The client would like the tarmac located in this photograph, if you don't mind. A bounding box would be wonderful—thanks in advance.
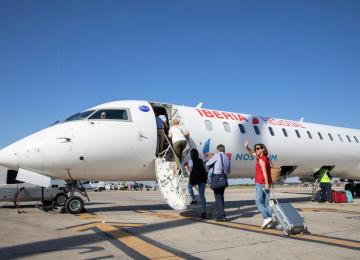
[0,186,359,259]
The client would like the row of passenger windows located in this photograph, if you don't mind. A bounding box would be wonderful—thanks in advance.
[241,124,359,143]
[204,120,359,144]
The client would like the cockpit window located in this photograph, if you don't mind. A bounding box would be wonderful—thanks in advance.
[88,109,129,120]
[64,110,95,122]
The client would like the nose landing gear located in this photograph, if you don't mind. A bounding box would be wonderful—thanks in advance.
[63,179,89,214]
[64,195,84,214]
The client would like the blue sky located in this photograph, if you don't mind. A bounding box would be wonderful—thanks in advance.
[0,0,359,148]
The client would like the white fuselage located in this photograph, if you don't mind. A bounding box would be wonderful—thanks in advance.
[0,100,359,181]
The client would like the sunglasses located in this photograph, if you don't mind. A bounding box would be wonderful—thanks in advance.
[255,147,262,150]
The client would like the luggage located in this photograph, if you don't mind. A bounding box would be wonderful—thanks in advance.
[314,190,322,202]
[332,191,347,203]
[345,190,353,203]
[267,191,307,235]
[270,166,281,183]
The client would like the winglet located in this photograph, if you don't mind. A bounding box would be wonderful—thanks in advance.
[196,102,203,108]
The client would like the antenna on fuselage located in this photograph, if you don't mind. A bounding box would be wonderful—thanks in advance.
[196,102,203,108]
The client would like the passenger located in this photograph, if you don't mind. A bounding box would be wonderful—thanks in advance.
[318,168,332,202]
[244,141,273,229]
[168,118,189,164]
[100,111,107,119]
[185,149,208,219]
[156,113,168,156]
[206,144,230,222]
[204,153,215,184]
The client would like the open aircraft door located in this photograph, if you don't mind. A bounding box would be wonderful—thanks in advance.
[151,103,191,210]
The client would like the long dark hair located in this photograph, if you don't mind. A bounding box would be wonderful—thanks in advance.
[254,143,269,156]
[190,148,199,161]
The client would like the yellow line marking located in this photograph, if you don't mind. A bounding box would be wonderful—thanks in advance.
[300,234,360,248]
[108,223,144,227]
[71,216,183,259]
[95,223,182,259]
[135,210,185,220]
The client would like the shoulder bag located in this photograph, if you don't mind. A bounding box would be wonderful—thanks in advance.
[210,154,228,190]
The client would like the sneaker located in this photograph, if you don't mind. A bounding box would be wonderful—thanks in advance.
[261,218,273,229]
[201,212,207,219]
[190,200,197,205]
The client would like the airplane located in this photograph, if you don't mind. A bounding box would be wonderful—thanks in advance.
[0,100,359,213]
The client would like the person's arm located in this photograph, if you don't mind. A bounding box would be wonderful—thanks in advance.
[183,129,189,136]
[259,159,269,190]
[168,127,173,139]
[244,140,256,156]
[186,159,193,173]
[327,171,332,180]
[205,153,218,168]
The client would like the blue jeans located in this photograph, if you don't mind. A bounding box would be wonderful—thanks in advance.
[188,182,207,213]
[213,186,226,219]
[255,184,272,219]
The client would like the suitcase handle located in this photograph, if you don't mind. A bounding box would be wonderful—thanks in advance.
[263,188,280,205]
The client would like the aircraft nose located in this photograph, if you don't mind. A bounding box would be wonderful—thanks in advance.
[0,147,19,170]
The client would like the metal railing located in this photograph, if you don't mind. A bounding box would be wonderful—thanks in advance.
[158,133,190,194]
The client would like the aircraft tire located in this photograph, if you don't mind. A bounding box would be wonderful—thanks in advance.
[65,196,84,214]
[54,192,68,206]
[354,184,360,197]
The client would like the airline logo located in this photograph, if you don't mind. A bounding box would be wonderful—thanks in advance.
[261,117,305,128]
[235,153,278,161]
[196,109,248,122]
[202,138,232,160]
[196,109,304,128]
[139,105,150,112]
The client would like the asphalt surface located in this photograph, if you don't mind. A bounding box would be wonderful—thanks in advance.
[0,186,359,259]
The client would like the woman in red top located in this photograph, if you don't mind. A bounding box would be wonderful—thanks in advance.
[245,141,273,229]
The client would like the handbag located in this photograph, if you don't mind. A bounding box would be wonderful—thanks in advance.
[210,154,228,190]
[270,166,281,183]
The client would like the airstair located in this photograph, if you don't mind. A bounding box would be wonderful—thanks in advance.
[155,136,191,210]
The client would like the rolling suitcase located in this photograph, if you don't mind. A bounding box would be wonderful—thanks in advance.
[332,191,347,203]
[267,190,307,235]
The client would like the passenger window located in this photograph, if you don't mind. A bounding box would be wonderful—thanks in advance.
[238,124,246,134]
[354,136,359,143]
[295,130,301,138]
[338,134,343,142]
[318,132,323,140]
[89,109,129,120]
[223,122,231,132]
[346,135,351,142]
[253,125,260,135]
[205,120,213,131]
[282,128,288,137]
[307,131,312,139]
[268,127,274,136]
[328,133,333,141]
